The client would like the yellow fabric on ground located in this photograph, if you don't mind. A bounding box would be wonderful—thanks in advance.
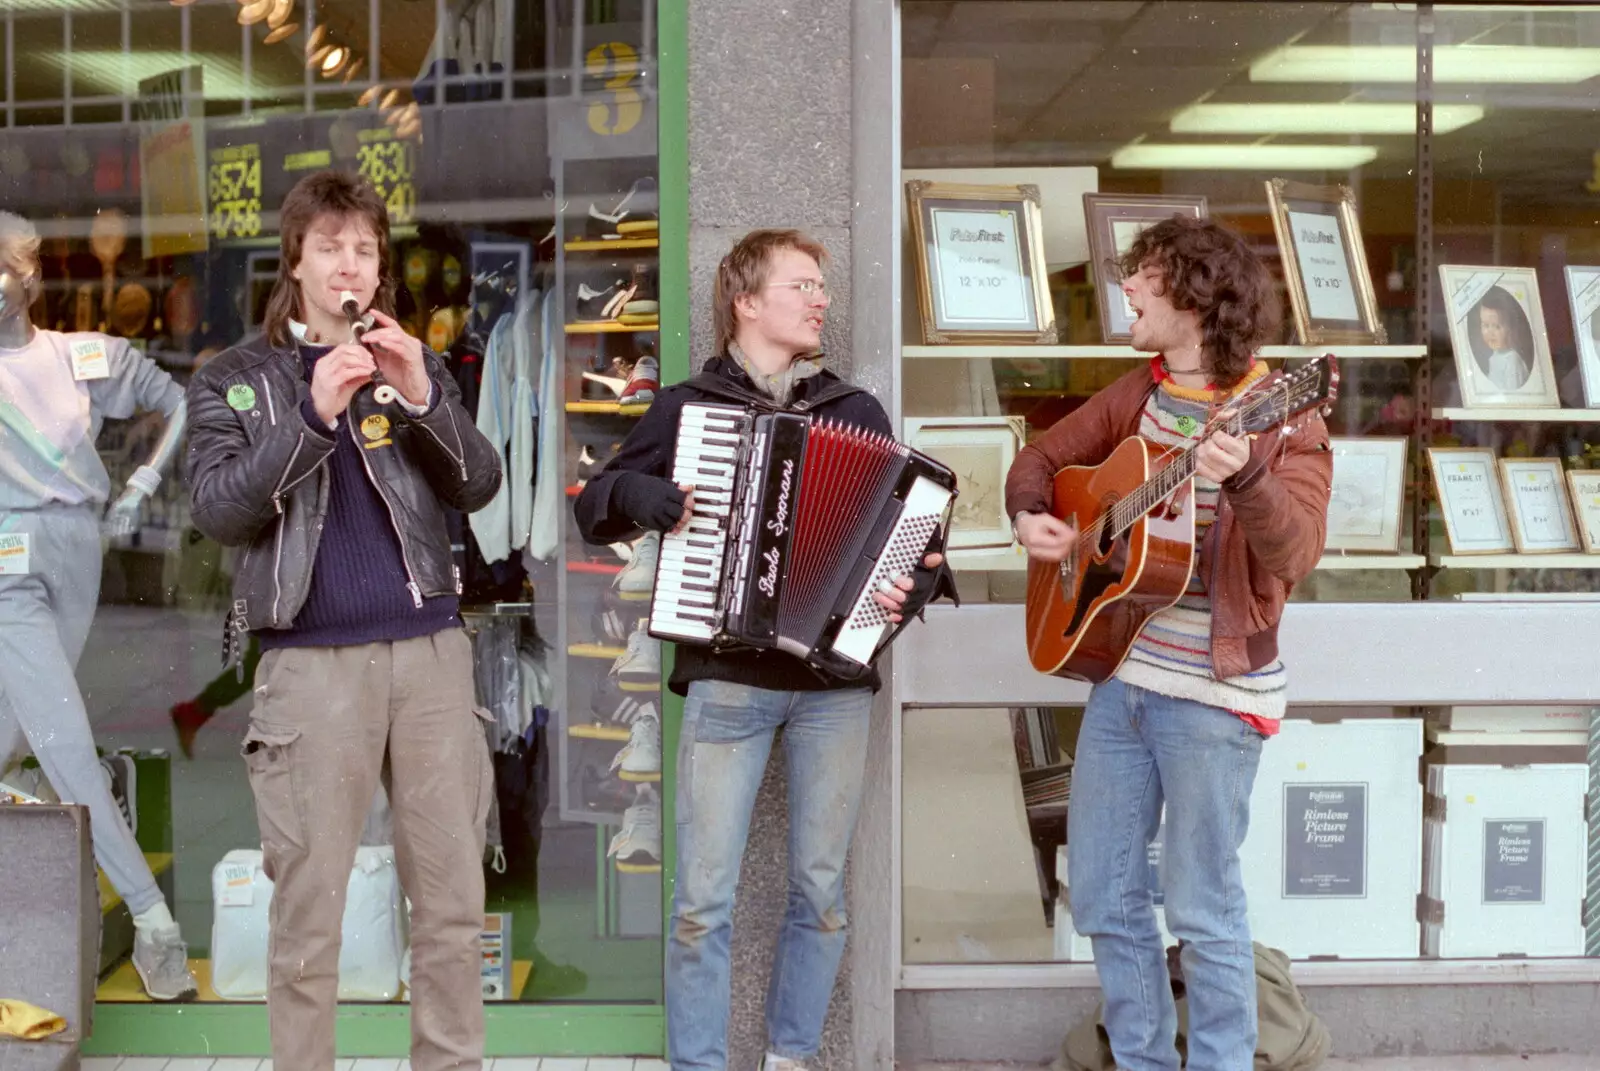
[0,999,66,1040]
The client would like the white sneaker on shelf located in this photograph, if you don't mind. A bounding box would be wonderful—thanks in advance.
[613,530,659,601]
[132,925,199,1002]
[609,708,662,781]
[611,623,661,691]
[607,784,661,867]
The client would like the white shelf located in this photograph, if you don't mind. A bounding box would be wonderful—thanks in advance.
[902,344,1426,361]
[1432,553,1600,569]
[1432,407,1600,422]
[1315,553,1425,571]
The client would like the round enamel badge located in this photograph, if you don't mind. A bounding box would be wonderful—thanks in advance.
[226,384,256,411]
[361,414,391,441]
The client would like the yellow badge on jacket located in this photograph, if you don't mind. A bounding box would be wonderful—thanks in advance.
[361,413,392,449]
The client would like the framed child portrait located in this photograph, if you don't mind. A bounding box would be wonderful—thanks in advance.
[1438,266,1560,409]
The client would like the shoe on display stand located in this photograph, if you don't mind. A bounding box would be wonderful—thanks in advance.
[609,708,662,781]
[592,677,655,726]
[585,177,659,240]
[619,355,659,407]
[591,589,639,647]
[611,623,661,691]
[613,530,659,601]
[132,925,200,1002]
[606,784,661,867]
[575,280,634,322]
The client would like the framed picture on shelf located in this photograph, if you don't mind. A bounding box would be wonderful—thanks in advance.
[1427,447,1515,555]
[1563,266,1600,407]
[1438,266,1560,409]
[1497,459,1580,554]
[1565,471,1600,553]
[1264,180,1387,346]
[905,181,1056,345]
[904,416,1024,551]
[1325,437,1407,553]
[1082,192,1208,344]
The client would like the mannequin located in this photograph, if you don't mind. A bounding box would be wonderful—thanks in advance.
[0,210,198,1001]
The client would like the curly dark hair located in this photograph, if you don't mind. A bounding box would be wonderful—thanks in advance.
[1114,215,1280,388]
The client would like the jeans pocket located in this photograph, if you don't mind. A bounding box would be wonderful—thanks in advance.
[241,722,304,860]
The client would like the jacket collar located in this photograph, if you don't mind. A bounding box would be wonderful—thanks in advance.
[701,352,844,403]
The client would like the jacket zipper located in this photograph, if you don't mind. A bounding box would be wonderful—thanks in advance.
[262,380,277,425]
[351,404,424,607]
[271,431,308,515]
[414,404,470,482]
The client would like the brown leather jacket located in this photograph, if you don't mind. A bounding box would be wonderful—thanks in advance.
[1004,365,1333,680]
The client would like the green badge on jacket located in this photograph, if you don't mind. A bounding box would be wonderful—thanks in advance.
[1175,414,1198,437]
[226,384,257,411]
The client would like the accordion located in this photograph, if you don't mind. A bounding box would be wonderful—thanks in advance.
[648,402,958,675]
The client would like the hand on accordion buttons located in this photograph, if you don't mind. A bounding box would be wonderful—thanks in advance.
[615,473,688,533]
[872,552,945,623]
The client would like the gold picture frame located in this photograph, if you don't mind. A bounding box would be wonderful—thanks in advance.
[905,180,1056,345]
[1564,470,1600,553]
[1499,458,1580,554]
[1427,447,1514,555]
[1082,192,1209,345]
[1264,179,1387,346]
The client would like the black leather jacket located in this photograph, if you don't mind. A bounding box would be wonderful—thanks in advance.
[184,333,502,638]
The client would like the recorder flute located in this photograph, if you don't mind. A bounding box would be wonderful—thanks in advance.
[339,289,396,404]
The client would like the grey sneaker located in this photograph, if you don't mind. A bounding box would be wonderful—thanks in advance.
[133,925,199,1001]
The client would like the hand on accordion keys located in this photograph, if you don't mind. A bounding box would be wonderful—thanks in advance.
[871,552,946,624]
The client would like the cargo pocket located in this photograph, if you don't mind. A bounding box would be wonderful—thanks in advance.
[241,722,304,855]
[471,707,496,849]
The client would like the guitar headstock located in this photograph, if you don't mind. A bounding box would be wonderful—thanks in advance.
[1239,353,1340,433]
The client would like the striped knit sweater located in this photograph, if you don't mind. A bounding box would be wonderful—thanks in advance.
[1113,364,1287,730]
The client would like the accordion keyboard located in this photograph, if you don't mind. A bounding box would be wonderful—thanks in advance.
[649,403,749,642]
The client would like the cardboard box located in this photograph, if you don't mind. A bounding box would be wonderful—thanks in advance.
[1421,763,1589,958]
[1429,705,1595,734]
[1240,719,1424,959]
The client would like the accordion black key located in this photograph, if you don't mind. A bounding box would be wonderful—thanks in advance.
[648,402,958,675]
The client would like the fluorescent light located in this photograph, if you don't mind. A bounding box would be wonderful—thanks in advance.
[40,51,249,101]
[1171,102,1483,136]
[1112,143,1379,171]
[1252,45,1600,85]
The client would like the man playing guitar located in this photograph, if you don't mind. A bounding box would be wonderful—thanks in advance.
[1006,216,1332,1071]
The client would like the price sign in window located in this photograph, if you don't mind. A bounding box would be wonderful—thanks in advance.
[357,127,418,226]
[208,143,262,241]
[906,180,1056,345]
[1266,179,1387,346]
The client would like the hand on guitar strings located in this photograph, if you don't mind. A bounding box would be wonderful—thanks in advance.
[1015,512,1077,563]
[1194,407,1252,484]
[873,553,946,623]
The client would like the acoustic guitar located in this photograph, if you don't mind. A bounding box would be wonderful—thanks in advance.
[1024,355,1339,682]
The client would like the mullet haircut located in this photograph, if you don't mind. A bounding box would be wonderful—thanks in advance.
[262,170,396,346]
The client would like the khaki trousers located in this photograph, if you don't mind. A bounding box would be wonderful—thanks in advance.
[243,629,491,1071]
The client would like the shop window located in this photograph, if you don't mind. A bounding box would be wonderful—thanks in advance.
[0,0,668,1022]
[899,0,1599,969]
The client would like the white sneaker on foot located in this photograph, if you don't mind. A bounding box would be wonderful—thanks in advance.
[762,1054,810,1071]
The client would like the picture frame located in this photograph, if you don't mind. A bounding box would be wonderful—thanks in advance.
[1438,265,1560,409]
[1564,471,1600,553]
[904,415,1024,551]
[1427,448,1515,555]
[1325,437,1408,553]
[1264,179,1388,346]
[1563,267,1600,407]
[905,180,1056,345]
[1497,459,1580,554]
[1082,192,1208,344]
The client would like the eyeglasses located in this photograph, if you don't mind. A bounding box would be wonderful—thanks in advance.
[766,279,827,295]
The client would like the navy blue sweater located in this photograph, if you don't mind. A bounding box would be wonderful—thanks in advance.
[255,344,460,650]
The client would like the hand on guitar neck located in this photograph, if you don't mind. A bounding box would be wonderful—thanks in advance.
[1192,408,1252,484]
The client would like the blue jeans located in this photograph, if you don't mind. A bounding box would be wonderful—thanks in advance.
[666,680,873,1071]
[1066,678,1265,1071]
